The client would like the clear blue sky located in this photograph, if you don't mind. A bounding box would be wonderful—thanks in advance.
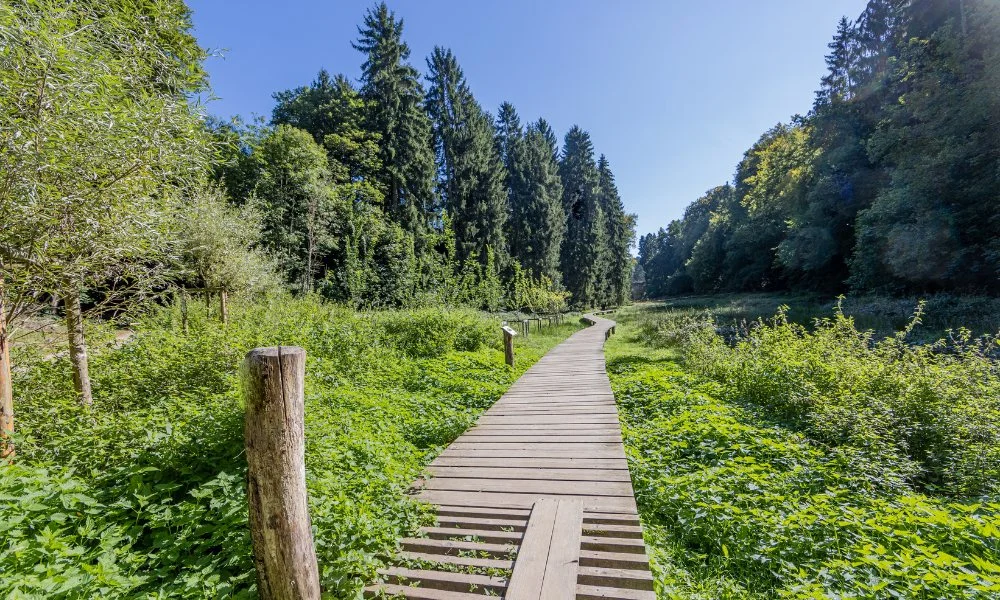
[188,0,868,238]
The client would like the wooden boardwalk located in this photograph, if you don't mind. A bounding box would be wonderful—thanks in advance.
[367,315,654,599]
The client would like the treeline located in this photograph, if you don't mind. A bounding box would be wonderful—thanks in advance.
[638,0,999,298]
[212,4,635,311]
[0,1,634,411]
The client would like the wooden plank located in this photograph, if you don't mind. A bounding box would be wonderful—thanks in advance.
[398,551,513,570]
[400,537,515,558]
[578,550,650,570]
[505,499,559,600]
[419,527,521,544]
[427,467,632,482]
[436,515,527,531]
[539,499,584,599]
[417,490,637,513]
[575,584,656,600]
[456,435,622,443]
[363,583,492,599]
[423,477,634,497]
[430,457,629,469]
[379,567,507,594]
[437,449,625,459]
[577,566,655,591]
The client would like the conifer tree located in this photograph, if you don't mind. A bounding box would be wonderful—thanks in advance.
[597,155,636,306]
[559,127,607,308]
[353,3,436,235]
[507,125,565,283]
[534,118,560,162]
[425,48,508,271]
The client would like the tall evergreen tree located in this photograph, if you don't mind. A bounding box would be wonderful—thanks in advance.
[353,3,436,235]
[534,118,560,162]
[507,125,565,283]
[559,126,607,308]
[425,47,508,270]
[597,155,635,306]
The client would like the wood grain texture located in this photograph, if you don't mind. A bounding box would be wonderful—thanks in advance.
[244,346,320,600]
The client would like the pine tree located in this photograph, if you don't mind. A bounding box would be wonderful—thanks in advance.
[353,3,436,235]
[425,47,508,271]
[559,126,607,308]
[534,118,560,162]
[597,155,635,306]
[494,102,524,174]
[508,125,565,283]
[816,17,857,107]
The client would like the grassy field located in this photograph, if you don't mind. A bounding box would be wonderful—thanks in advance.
[2,296,581,599]
[605,298,1000,599]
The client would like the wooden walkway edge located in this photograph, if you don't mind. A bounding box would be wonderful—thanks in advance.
[367,314,654,599]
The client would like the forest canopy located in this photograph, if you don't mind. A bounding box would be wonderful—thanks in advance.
[638,0,1000,298]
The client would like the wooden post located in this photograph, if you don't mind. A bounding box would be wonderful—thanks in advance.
[522,319,530,338]
[180,289,189,335]
[0,275,13,459]
[243,346,321,600]
[220,289,229,326]
[502,326,518,367]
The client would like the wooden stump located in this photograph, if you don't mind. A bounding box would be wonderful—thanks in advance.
[243,346,320,600]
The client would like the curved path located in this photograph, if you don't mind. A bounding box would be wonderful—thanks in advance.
[368,315,654,599]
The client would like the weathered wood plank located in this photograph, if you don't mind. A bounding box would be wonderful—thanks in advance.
[427,467,632,482]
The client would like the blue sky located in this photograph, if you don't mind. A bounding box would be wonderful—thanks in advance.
[188,0,869,237]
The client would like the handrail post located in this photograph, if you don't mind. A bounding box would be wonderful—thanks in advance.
[243,346,321,600]
[502,325,518,367]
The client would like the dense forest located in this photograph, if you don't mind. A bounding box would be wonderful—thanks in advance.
[210,4,635,311]
[637,0,999,297]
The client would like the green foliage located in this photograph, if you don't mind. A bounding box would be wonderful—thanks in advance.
[639,0,1000,297]
[605,304,1000,599]
[4,296,579,598]
[678,303,1000,497]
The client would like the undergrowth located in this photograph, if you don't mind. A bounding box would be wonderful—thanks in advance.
[606,302,1000,599]
[1,294,579,599]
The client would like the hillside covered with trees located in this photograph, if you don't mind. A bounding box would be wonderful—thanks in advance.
[637,0,999,297]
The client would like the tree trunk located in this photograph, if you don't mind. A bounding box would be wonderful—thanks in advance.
[220,289,228,326]
[65,289,93,406]
[0,276,14,459]
[243,346,320,600]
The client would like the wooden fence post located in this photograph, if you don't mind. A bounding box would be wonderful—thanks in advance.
[502,326,518,367]
[522,319,530,338]
[243,346,321,600]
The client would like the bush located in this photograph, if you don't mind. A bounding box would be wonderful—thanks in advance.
[681,304,1000,497]
[605,311,1000,599]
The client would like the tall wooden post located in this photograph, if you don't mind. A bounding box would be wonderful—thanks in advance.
[243,346,320,600]
[502,326,518,367]
[0,275,14,459]
[180,289,189,335]
[220,290,229,326]
[522,319,530,338]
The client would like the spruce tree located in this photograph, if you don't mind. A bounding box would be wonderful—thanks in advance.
[559,126,607,308]
[535,118,560,162]
[353,3,436,236]
[507,125,565,283]
[597,155,635,306]
[425,47,508,271]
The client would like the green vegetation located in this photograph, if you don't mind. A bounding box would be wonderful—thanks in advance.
[2,296,580,598]
[637,0,1000,297]
[606,302,1000,599]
